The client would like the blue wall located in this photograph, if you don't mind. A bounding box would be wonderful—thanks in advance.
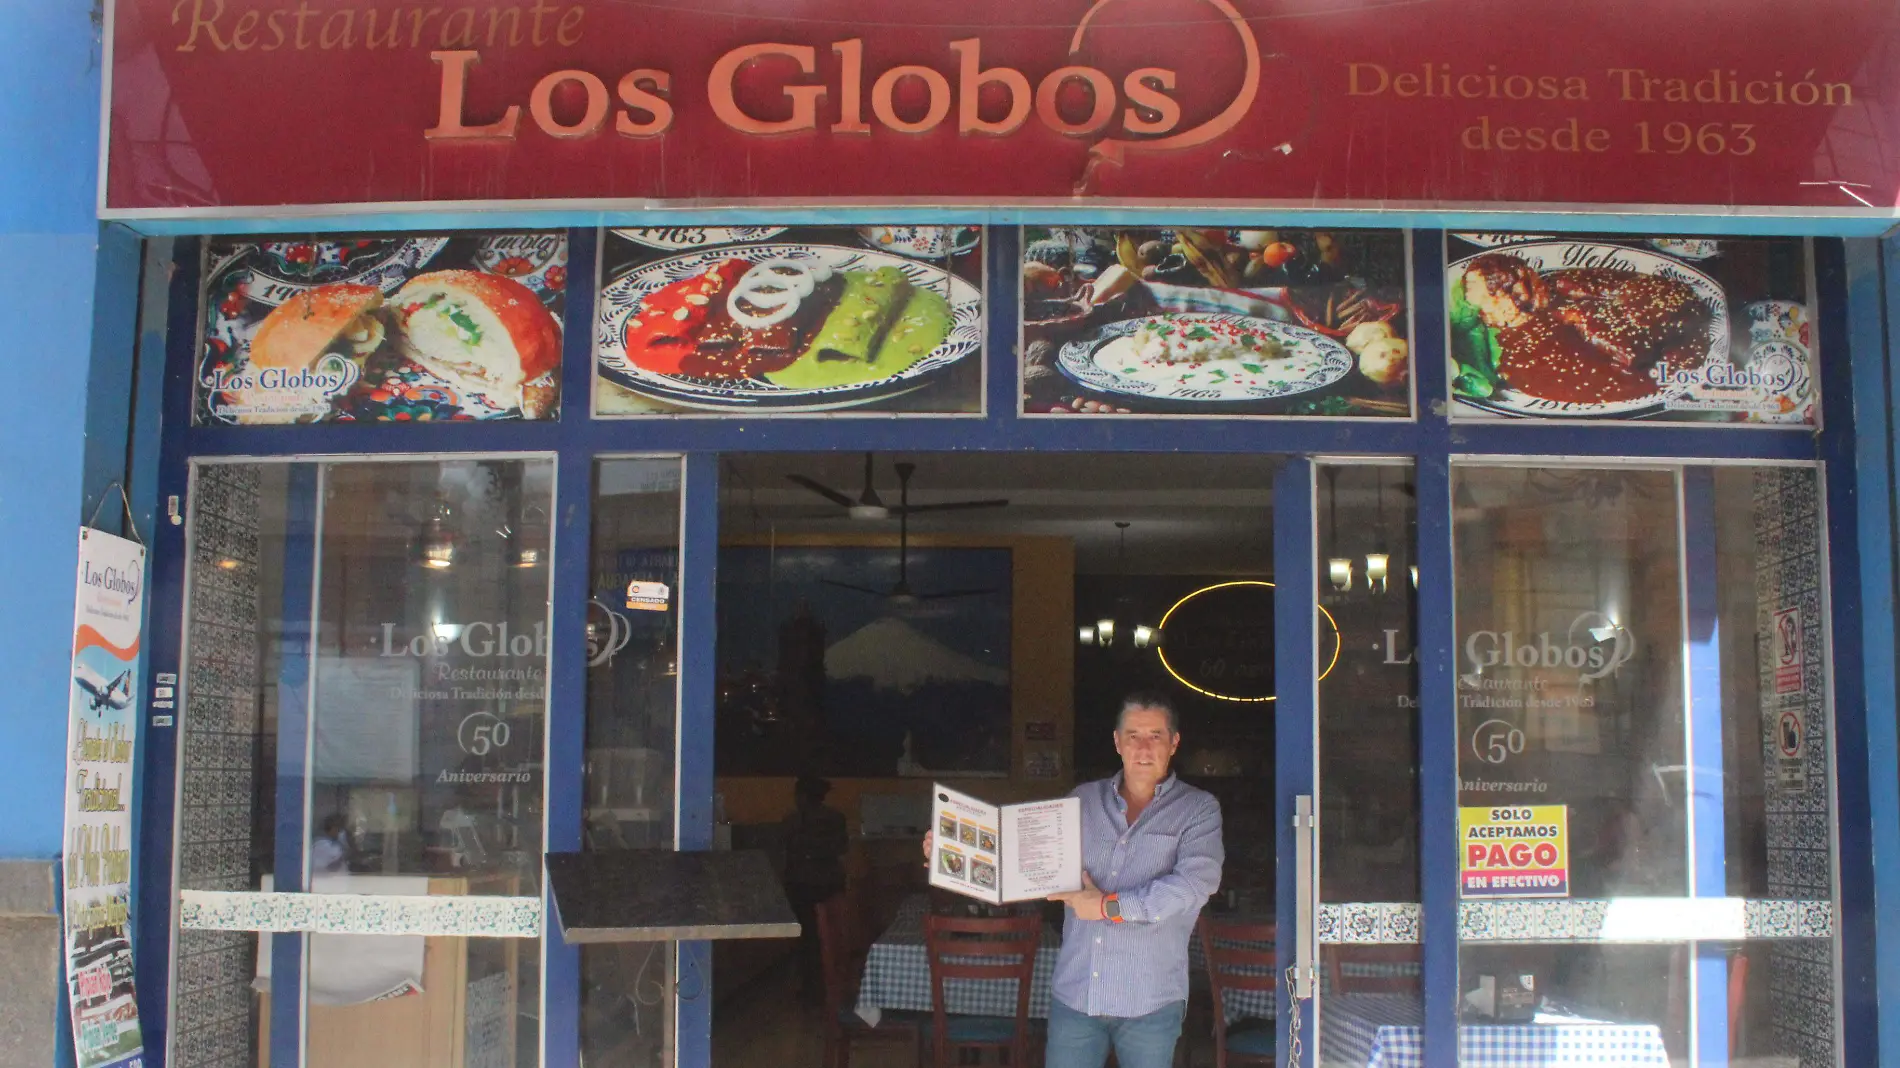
[0,2,104,859]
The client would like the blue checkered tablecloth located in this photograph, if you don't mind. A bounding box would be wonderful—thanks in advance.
[1319,993,1670,1068]
[854,897,1060,1026]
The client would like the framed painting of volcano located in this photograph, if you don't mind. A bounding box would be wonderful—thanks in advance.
[714,545,1013,777]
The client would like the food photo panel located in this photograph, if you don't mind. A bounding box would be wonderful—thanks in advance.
[196,232,567,425]
[594,226,985,415]
[1446,233,1815,424]
[1020,226,1412,417]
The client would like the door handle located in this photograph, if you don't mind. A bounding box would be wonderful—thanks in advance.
[1293,793,1318,999]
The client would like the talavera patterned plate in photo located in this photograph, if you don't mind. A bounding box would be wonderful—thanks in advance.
[614,227,789,251]
[595,243,983,411]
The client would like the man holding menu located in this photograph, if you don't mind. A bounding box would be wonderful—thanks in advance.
[924,692,1223,1068]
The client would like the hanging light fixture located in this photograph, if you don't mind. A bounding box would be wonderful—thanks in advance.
[420,501,456,569]
[1364,553,1390,592]
[1078,522,1157,649]
[1364,468,1391,593]
[1325,469,1352,592]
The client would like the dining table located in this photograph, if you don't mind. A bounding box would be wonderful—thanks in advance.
[1318,993,1672,1068]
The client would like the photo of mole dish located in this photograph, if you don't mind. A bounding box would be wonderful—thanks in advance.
[1447,233,1815,424]
[593,227,984,416]
[1020,226,1411,418]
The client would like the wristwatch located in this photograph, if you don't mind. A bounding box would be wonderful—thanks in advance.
[1103,894,1123,923]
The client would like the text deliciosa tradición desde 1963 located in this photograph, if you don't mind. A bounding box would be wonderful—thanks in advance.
[1348,62,1854,156]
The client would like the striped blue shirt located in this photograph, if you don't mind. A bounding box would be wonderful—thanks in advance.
[1051,773,1224,1018]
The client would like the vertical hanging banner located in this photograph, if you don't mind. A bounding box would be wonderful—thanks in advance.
[63,529,146,1068]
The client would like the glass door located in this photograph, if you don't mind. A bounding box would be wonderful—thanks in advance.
[170,457,559,1068]
[1449,462,1838,1068]
[1312,463,1423,1066]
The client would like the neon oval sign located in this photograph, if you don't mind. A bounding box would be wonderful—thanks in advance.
[1154,580,1340,704]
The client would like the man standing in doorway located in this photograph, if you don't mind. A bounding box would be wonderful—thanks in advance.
[922,691,1223,1068]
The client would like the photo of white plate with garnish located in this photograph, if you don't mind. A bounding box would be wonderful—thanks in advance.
[1057,314,1353,403]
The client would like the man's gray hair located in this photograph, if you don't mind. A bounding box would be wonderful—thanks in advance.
[1116,691,1179,734]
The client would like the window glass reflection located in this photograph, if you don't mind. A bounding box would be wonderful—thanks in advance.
[1449,465,1835,1066]
[580,458,684,1068]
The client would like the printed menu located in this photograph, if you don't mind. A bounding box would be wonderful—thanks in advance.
[931,784,1082,904]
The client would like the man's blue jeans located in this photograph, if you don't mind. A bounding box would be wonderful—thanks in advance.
[1044,997,1186,1068]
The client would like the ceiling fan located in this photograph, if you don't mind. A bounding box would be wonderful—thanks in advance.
[787,452,1008,521]
[822,463,999,604]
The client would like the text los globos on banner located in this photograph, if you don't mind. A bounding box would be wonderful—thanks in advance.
[64,528,146,1068]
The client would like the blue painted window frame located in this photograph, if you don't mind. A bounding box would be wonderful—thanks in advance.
[126,223,1885,1068]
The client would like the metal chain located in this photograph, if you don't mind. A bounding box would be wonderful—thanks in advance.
[1284,965,1304,1068]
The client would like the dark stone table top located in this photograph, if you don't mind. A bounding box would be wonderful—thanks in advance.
[544,849,801,944]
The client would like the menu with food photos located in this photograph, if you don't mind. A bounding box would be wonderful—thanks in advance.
[196,232,567,425]
[931,784,1082,904]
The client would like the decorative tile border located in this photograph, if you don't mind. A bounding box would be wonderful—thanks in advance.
[1319,903,1421,944]
[1459,898,1833,943]
[1316,899,1832,944]
[179,890,542,938]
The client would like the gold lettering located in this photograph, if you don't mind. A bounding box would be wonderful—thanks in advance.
[556,6,584,46]
[951,38,1031,136]
[1346,62,1389,96]
[439,8,476,47]
[229,9,259,48]
[1606,68,1644,101]
[873,65,952,134]
[410,7,445,47]
[172,0,229,51]
[486,7,521,47]
[616,69,673,136]
[424,50,522,139]
[291,1,317,48]
[708,43,825,134]
[530,69,608,137]
[318,9,354,49]
[529,0,556,45]
[1035,66,1115,136]
[1121,68,1179,135]
[364,8,401,48]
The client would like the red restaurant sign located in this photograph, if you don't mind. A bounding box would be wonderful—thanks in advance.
[106,0,1900,215]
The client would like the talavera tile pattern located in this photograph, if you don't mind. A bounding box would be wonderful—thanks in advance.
[179,890,541,938]
[1319,900,1830,944]
[1319,902,1421,944]
[172,464,263,1068]
[1755,468,1834,1068]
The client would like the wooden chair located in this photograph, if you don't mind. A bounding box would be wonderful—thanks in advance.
[817,894,921,1068]
[1325,945,1422,994]
[1728,948,1750,1057]
[1197,916,1278,1068]
[922,912,1042,1068]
